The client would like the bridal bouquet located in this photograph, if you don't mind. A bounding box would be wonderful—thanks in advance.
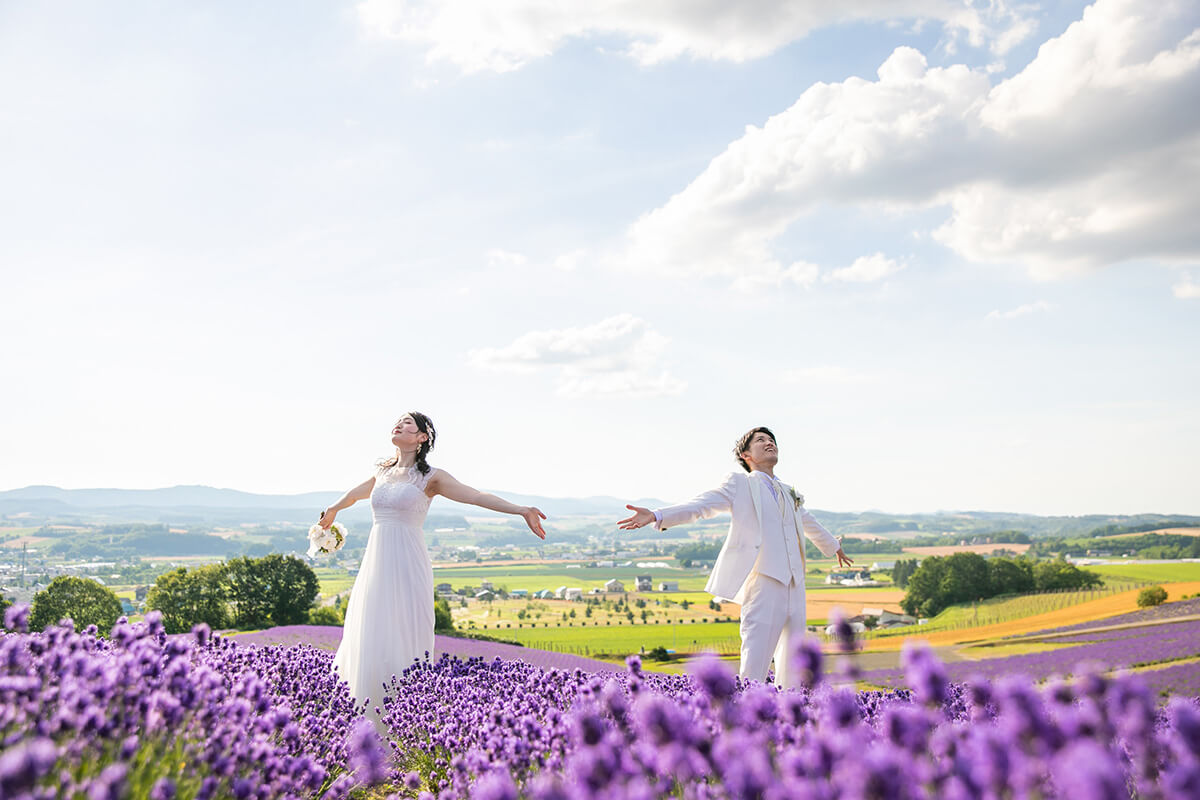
[307,522,347,558]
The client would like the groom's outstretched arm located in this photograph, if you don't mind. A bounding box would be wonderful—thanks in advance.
[620,473,739,532]
[800,509,854,568]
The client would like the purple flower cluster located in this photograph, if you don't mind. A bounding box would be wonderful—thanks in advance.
[863,618,1200,690]
[233,625,622,673]
[1027,597,1200,637]
[379,644,1200,800]
[0,605,389,799]
[5,600,1200,799]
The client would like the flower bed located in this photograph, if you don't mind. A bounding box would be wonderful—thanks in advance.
[862,618,1200,690]
[4,603,1200,799]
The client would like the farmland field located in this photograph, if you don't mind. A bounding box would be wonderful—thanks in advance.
[1085,561,1200,583]
[1098,526,1200,538]
[462,620,743,657]
[861,580,1200,651]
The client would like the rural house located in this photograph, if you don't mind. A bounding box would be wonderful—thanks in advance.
[604,578,625,593]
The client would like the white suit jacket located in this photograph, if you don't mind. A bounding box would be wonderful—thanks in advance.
[656,471,842,601]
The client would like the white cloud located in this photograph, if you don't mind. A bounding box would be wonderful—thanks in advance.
[624,0,1200,284]
[467,313,685,396]
[552,249,585,272]
[356,0,1033,73]
[1173,277,1200,299]
[986,300,1055,321]
[486,249,528,268]
[825,253,903,283]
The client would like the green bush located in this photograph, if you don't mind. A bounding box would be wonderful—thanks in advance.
[30,576,122,633]
[1137,585,1169,608]
[308,605,343,626]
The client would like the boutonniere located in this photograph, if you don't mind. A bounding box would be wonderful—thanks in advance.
[786,486,804,510]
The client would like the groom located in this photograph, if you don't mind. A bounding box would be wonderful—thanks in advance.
[619,426,853,687]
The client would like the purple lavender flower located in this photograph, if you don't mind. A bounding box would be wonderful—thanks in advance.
[471,768,517,800]
[691,653,736,702]
[149,777,176,800]
[0,737,57,795]
[1052,740,1129,800]
[347,718,389,785]
[791,635,824,690]
[4,602,30,633]
[901,641,948,707]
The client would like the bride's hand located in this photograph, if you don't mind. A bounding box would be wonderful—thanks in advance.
[522,506,547,540]
[318,508,337,530]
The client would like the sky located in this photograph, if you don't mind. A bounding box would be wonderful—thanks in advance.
[1,0,1198,517]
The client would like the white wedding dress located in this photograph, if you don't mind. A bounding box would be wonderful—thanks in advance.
[332,463,435,717]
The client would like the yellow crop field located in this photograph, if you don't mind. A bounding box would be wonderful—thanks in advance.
[805,590,905,622]
[860,581,1200,651]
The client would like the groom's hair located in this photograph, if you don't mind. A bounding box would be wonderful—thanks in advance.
[734,426,775,472]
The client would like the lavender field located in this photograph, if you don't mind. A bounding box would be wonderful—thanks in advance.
[231,625,621,673]
[862,618,1200,692]
[4,603,1200,799]
[1028,597,1200,637]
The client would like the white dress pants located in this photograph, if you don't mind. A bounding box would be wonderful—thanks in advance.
[738,571,806,688]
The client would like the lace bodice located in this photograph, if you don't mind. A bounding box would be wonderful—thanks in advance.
[370,464,434,525]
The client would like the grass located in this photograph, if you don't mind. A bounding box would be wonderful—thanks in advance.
[1087,563,1200,584]
[313,567,358,598]
[477,620,744,657]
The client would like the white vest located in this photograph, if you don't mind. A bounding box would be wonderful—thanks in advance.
[748,473,806,585]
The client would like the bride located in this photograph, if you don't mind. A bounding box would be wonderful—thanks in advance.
[317,411,546,721]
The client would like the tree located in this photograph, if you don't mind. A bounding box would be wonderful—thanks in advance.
[987,558,1035,596]
[1137,586,1168,608]
[30,576,122,633]
[434,595,454,632]
[891,559,919,589]
[224,554,320,629]
[1033,559,1103,591]
[224,557,275,629]
[901,556,948,617]
[145,564,230,634]
[940,553,992,607]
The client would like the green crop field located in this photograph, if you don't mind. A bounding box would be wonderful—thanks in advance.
[482,620,743,657]
[1087,562,1200,584]
[429,564,708,593]
[314,567,358,597]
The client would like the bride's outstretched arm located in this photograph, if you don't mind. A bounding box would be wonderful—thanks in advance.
[429,470,547,540]
[317,476,375,529]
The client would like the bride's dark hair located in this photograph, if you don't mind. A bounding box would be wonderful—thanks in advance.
[379,411,436,475]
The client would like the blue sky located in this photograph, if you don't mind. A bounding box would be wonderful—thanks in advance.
[2,0,1197,516]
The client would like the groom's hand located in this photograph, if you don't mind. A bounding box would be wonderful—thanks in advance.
[835,549,854,568]
[618,504,655,531]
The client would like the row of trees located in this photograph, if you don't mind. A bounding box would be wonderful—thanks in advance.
[900,553,1104,618]
[1,555,325,636]
[1028,532,1200,560]
[146,554,320,633]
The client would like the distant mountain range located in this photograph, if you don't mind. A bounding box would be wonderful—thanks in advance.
[2,485,1197,536]
[0,484,670,526]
